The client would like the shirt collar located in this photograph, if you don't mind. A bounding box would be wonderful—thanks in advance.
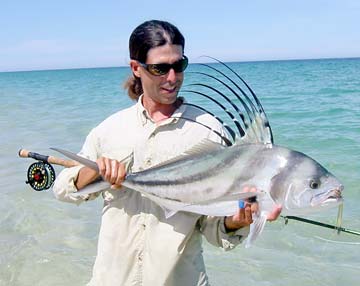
[136,94,150,126]
[136,95,188,127]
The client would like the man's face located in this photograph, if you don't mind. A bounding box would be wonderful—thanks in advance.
[131,44,185,106]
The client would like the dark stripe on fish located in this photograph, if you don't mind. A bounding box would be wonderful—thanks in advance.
[127,149,240,187]
[269,150,306,203]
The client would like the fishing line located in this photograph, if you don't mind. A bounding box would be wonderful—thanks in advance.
[314,236,360,245]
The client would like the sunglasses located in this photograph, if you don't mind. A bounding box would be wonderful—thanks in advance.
[139,55,188,76]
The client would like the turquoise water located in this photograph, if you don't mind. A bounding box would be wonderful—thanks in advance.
[0,58,359,285]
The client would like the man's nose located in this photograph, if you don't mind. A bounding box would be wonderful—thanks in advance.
[166,68,177,83]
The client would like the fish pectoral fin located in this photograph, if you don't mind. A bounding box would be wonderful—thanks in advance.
[163,208,178,219]
[245,212,267,248]
[72,180,110,197]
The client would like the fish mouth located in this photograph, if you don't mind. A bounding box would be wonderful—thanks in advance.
[311,186,344,206]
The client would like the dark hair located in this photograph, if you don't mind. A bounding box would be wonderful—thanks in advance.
[124,20,185,100]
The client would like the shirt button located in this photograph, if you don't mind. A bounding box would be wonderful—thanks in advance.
[138,252,143,261]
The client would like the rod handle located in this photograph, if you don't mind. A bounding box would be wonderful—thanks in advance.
[18,149,79,168]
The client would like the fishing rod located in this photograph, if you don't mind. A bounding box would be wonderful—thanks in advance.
[19,149,360,236]
[281,215,360,236]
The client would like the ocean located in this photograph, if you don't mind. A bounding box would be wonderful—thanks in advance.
[0,58,359,285]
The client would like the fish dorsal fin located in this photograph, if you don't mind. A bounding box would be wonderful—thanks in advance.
[183,57,274,146]
[235,112,273,146]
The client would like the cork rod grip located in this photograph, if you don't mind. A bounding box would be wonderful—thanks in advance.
[18,149,79,168]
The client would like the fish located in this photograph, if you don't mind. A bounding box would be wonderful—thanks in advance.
[52,58,344,246]
[51,145,265,217]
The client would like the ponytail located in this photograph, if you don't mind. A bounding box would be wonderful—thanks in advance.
[124,75,143,101]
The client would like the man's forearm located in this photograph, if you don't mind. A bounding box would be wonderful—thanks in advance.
[75,166,100,190]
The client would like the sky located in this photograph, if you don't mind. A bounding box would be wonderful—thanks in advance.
[0,0,359,72]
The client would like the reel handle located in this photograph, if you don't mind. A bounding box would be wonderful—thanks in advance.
[19,149,79,168]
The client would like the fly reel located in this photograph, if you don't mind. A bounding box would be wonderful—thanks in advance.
[26,161,56,191]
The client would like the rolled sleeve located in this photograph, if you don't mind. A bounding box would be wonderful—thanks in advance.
[52,128,101,204]
[52,165,101,204]
[199,216,250,251]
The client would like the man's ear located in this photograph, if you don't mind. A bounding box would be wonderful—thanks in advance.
[130,60,141,78]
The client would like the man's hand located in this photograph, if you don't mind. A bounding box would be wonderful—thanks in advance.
[224,186,282,232]
[97,157,126,189]
[265,205,282,221]
[75,157,126,190]
[224,201,258,231]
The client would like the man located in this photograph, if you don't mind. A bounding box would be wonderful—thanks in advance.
[53,20,281,286]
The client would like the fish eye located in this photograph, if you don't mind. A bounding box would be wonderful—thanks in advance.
[309,180,320,189]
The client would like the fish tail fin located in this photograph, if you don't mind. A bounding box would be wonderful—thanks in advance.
[245,212,267,248]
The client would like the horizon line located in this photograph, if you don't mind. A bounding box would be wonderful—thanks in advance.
[1,56,359,73]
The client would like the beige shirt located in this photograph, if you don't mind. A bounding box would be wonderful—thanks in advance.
[53,97,249,286]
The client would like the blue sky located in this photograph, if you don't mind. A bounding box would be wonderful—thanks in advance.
[1,0,359,72]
